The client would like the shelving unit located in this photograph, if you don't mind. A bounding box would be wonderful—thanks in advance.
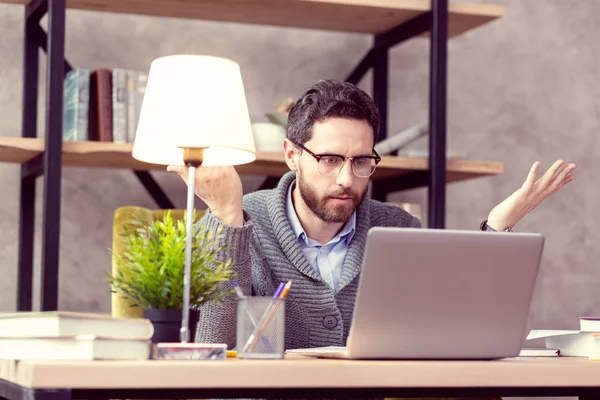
[3,0,504,34]
[0,0,504,312]
[0,137,503,181]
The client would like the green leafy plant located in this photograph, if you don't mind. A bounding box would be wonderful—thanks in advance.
[109,210,235,310]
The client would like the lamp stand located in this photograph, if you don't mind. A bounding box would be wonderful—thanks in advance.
[180,147,205,343]
[152,148,228,360]
[181,162,197,343]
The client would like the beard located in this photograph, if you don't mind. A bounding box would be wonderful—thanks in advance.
[297,172,367,223]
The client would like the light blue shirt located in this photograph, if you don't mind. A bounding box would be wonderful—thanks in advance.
[286,180,356,293]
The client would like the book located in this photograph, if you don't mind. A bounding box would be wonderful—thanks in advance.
[0,311,153,340]
[518,348,560,357]
[0,336,150,360]
[373,121,428,155]
[88,68,113,142]
[526,330,600,357]
[62,68,90,141]
[63,66,147,144]
[112,68,128,143]
[126,69,148,143]
[397,148,466,159]
[580,316,600,332]
[526,316,600,358]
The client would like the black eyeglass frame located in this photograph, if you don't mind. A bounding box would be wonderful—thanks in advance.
[295,142,382,178]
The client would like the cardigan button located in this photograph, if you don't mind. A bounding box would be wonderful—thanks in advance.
[323,315,338,330]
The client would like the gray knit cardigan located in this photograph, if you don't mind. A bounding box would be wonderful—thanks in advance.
[194,171,421,350]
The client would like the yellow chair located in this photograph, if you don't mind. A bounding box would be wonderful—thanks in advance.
[111,205,205,319]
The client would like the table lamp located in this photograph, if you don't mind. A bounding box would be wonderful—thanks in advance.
[131,55,256,349]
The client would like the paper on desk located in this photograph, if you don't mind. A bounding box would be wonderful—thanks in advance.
[526,330,580,340]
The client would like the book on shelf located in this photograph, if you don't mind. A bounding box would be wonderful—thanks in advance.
[88,68,113,142]
[374,121,428,155]
[372,121,465,159]
[63,67,148,144]
[62,68,90,142]
[396,148,466,160]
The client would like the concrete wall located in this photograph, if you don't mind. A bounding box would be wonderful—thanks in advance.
[0,3,598,397]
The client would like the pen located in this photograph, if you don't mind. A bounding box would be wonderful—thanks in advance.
[234,280,284,298]
[246,280,292,352]
[273,282,285,298]
[232,281,246,298]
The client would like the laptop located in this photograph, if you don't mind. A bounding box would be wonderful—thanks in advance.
[286,227,544,360]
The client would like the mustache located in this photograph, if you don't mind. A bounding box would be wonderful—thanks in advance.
[329,189,358,198]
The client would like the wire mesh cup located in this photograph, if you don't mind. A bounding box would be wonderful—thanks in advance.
[236,297,285,359]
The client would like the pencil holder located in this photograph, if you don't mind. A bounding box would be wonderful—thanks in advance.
[236,297,285,359]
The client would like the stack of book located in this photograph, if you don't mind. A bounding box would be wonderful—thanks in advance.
[526,316,600,359]
[63,67,148,144]
[0,311,153,360]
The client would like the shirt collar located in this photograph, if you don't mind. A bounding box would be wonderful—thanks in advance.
[285,179,356,246]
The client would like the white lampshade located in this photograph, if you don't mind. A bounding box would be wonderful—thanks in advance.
[132,55,256,166]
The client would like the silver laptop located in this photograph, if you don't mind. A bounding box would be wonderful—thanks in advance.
[287,227,544,360]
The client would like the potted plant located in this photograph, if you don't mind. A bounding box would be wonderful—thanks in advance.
[109,210,235,343]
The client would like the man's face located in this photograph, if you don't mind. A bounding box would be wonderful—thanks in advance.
[296,118,374,223]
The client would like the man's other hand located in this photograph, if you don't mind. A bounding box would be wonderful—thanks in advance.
[486,159,576,231]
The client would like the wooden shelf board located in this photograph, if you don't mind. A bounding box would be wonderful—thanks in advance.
[1,0,504,35]
[0,137,503,185]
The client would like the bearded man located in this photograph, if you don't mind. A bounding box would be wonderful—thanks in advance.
[168,79,576,352]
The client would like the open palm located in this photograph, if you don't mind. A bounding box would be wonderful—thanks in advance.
[486,160,576,231]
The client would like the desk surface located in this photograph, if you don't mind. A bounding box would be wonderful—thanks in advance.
[1,356,600,389]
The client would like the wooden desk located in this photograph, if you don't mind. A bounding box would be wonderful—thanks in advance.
[0,356,599,399]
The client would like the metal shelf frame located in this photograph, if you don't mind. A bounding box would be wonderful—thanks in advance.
[15,0,448,311]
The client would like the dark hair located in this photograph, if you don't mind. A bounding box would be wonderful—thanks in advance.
[286,79,380,146]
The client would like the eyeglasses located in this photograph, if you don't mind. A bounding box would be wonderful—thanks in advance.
[295,143,381,178]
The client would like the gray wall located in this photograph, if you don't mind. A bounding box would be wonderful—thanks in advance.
[0,0,598,372]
